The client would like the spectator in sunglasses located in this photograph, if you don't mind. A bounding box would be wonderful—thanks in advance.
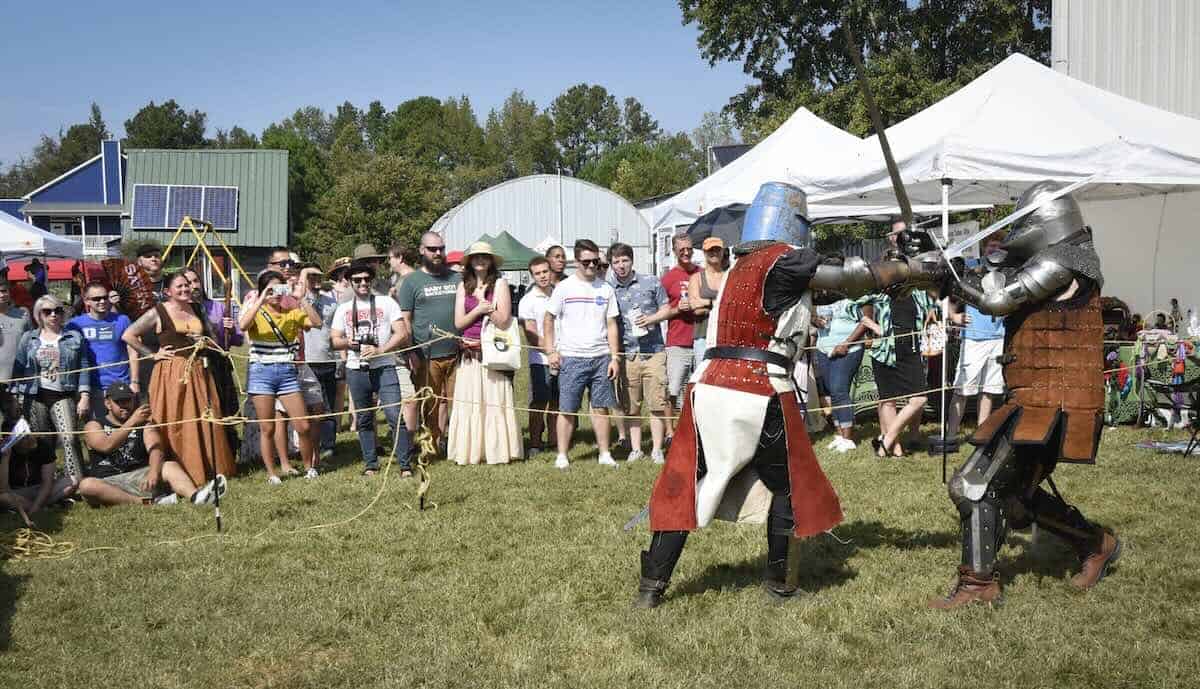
[68,281,135,421]
[9,294,93,486]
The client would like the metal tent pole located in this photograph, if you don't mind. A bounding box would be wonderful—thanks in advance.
[940,179,952,482]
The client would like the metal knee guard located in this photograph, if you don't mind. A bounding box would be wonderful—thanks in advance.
[948,436,1019,574]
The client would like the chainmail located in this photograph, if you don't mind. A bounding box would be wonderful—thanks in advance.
[1036,232,1104,289]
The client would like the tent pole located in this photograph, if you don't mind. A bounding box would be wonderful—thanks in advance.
[940,178,952,483]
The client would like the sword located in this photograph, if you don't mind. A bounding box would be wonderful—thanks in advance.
[623,505,649,532]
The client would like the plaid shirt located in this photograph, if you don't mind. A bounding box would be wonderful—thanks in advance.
[859,291,938,367]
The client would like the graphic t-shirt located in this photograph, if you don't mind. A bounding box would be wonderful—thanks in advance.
[331,294,404,370]
[397,270,461,359]
[87,420,150,478]
[34,336,62,391]
[662,263,700,347]
[68,312,131,390]
[545,275,618,358]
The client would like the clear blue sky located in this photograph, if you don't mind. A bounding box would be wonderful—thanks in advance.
[0,1,751,166]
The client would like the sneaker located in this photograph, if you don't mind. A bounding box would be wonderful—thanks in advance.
[305,467,319,480]
[626,450,645,463]
[192,474,228,505]
[267,475,283,486]
[154,493,179,506]
[651,449,666,464]
[825,437,842,450]
[598,453,618,467]
[836,438,857,453]
[554,454,570,470]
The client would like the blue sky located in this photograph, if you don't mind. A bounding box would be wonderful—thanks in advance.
[0,1,751,166]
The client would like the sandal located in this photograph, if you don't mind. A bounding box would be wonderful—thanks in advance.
[362,468,378,477]
[281,466,302,477]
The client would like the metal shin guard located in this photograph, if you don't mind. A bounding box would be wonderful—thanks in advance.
[958,501,1008,576]
[1027,487,1103,558]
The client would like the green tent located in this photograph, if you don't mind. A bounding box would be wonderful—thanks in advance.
[473,230,541,270]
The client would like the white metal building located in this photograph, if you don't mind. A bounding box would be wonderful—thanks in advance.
[1052,0,1200,119]
[430,174,656,276]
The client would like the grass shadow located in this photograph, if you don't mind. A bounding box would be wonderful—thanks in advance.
[0,503,68,652]
[999,529,1081,584]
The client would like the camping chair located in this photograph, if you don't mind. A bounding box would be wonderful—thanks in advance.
[1144,378,1200,456]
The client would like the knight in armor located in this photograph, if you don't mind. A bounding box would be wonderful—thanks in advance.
[634,183,941,608]
[931,181,1121,609]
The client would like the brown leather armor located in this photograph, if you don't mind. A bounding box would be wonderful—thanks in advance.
[972,290,1104,463]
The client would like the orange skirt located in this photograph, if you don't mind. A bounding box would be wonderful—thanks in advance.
[149,355,236,484]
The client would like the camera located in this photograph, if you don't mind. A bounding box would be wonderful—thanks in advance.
[269,284,290,297]
[353,322,377,370]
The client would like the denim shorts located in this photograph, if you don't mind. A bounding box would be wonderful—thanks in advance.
[247,361,301,396]
[529,363,559,405]
[557,355,617,413]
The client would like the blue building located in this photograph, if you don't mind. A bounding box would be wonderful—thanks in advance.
[15,140,126,256]
[0,199,23,219]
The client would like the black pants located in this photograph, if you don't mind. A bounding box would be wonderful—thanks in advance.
[642,395,796,584]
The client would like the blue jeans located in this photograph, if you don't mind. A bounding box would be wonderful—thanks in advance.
[346,365,409,470]
[246,361,301,396]
[308,362,338,452]
[812,348,864,428]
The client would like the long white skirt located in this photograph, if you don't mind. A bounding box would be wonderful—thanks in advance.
[447,356,523,465]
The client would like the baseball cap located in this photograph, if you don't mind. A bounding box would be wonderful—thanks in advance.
[105,382,136,402]
[136,243,163,258]
[446,250,465,265]
[702,237,725,251]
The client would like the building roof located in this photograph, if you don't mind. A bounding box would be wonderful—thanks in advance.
[122,148,288,248]
[21,202,124,215]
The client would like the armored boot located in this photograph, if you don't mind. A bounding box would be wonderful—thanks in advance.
[928,566,1003,609]
[633,532,687,609]
[1070,530,1121,590]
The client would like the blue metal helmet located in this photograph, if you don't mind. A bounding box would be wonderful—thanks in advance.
[738,182,811,253]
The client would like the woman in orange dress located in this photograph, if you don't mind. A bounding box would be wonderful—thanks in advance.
[122,272,235,484]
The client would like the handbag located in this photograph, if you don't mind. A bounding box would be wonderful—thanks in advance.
[481,316,522,372]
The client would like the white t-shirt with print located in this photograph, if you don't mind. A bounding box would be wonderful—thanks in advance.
[331,294,403,370]
[544,275,618,358]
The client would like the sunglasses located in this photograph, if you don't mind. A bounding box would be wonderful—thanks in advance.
[350,276,373,284]
[578,258,601,267]
[87,296,108,302]
[270,260,299,269]
[41,307,64,316]
[422,246,445,252]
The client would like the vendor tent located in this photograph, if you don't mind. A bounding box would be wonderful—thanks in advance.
[477,231,541,270]
[804,53,1200,314]
[0,212,84,259]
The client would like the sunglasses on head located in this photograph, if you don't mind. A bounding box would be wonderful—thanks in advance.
[41,307,64,316]
[578,258,601,267]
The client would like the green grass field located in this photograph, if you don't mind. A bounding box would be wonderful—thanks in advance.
[2,375,1199,687]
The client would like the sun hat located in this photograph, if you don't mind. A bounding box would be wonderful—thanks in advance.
[352,243,386,261]
[461,241,503,268]
[327,257,352,279]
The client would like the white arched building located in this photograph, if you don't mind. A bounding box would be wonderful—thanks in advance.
[430,174,656,276]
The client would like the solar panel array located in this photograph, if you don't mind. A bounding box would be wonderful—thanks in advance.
[130,184,239,230]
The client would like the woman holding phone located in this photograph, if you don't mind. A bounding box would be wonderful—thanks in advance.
[238,270,321,484]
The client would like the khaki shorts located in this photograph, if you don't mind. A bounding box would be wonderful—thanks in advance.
[395,363,416,400]
[98,466,155,499]
[618,351,667,415]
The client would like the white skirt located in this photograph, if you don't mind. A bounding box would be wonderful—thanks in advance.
[446,355,523,465]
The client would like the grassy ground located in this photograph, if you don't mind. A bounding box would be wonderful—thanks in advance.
[2,371,1199,687]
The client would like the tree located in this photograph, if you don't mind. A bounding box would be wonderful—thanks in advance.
[123,99,207,149]
[261,125,333,239]
[269,106,334,151]
[484,90,559,179]
[622,97,661,145]
[679,0,1049,128]
[609,134,703,202]
[550,84,622,174]
[691,110,740,155]
[300,154,449,263]
[210,126,260,148]
[363,100,389,152]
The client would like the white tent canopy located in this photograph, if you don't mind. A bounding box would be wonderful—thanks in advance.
[804,54,1200,313]
[0,213,84,259]
[642,108,864,231]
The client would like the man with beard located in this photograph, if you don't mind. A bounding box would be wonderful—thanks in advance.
[397,232,462,453]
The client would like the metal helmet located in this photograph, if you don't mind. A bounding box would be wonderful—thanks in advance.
[737,182,811,253]
[1003,181,1086,258]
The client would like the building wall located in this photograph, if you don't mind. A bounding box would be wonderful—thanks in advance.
[0,200,23,219]
[29,159,105,203]
[1052,0,1200,119]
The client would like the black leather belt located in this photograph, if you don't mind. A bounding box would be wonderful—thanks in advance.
[704,345,794,372]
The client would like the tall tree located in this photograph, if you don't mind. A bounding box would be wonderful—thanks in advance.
[123,99,207,149]
[210,126,260,148]
[270,106,334,151]
[691,110,740,154]
[484,90,559,178]
[622,97,661,145]
[363,100,389,152]
[261,125,333,238]
[610,134,703,202]
[550,83,621,174]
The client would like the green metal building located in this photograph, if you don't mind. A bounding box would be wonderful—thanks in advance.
[122,148,289,278]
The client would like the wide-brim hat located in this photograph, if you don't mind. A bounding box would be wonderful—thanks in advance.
[327,256,352,279]
[352,243,386,261]
[462,242,503,268]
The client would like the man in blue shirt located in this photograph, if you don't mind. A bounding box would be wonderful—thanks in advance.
[607,243,672,463]
[68,281,134,421]
[946,235,1006,438]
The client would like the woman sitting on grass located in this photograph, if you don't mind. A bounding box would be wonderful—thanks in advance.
[238,270,321,484]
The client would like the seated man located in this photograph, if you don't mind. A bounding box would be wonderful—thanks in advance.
[78,382,225,507]
[0,418,75,527]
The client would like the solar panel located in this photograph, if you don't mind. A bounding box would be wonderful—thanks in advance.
[168,185,203,227]
[131,185,168,228]
[203,187,238,229]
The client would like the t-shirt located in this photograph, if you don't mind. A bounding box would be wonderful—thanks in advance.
[245,307,309,363]
[397,270,461,360]
[0,306,32,381]
[6,436,54,488]
[518,287,557,366]
[302,293,339,364]
[662,264,700,348]
[545,275,618,358]
[34,335,63,392]
[814,299,863,355]
[331,294,404,370]
[86,419,150,478]
[962,259,1005,341]
[68,312,131,391]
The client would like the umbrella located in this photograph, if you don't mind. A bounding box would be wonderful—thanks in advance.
[685,204,748,247]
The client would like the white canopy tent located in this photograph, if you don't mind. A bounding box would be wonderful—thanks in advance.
[802,53,1200,314]
[0,212,84,259]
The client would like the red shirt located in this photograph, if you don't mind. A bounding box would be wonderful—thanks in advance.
[662,263,700,347]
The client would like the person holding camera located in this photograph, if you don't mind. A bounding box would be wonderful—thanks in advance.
[238,270,322,484]
[331,262,411,477]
